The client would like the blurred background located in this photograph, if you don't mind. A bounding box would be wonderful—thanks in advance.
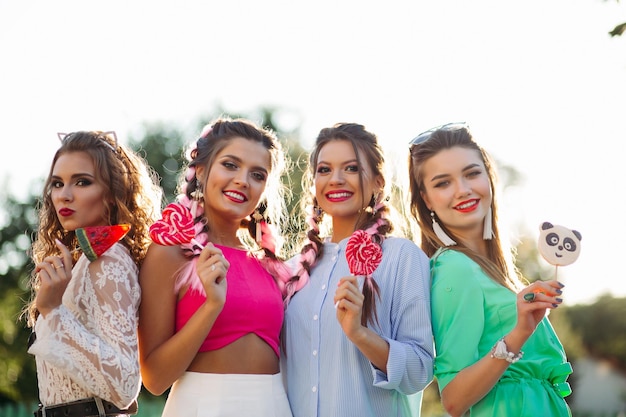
[1,0,625,416]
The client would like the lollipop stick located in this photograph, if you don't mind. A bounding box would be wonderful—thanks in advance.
[191,238,205,249]
[554,265,559,281]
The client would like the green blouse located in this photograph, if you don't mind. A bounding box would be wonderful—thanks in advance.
[431,248,572,417]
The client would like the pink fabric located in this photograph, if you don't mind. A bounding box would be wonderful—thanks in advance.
[175,245,284,357]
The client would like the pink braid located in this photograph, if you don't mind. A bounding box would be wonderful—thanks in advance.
[257,220,293,293]
[171,194,210,295]
[282,205,322,305]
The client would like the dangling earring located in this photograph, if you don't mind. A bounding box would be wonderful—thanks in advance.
[252,209,264,243]
[366,193,379,215]
[189,180,204,216]
[483,207,493,240]
[431,211,456,246]
[190,179,204,201]
[313,205,323,222]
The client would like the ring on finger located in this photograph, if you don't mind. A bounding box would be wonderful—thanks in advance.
[211,264,216,272]
[523,292,536,303]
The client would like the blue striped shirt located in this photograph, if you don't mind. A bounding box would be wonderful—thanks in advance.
[282,236,434,417]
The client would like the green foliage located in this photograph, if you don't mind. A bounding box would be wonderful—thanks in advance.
[129,123,187,203]
[563,295,626,372]
[0,187,39,403]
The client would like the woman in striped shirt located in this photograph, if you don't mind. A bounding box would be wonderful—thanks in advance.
[282,123,434,417]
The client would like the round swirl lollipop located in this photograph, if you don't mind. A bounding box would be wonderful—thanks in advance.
[150,203,204,248]
[339,229,383,309]
[346,229,383,276]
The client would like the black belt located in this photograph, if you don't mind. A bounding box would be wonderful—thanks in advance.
[34,397,138,417]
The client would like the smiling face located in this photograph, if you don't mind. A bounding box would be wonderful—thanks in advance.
[314,139,382,236]
[420,146,492,242]
[51,151,108,231]
[196,136,271,223]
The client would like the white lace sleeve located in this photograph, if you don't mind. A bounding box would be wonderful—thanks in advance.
[28,243,141,409]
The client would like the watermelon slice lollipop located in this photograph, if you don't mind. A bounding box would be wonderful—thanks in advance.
[76,224,131,262]
[149,203,204,248]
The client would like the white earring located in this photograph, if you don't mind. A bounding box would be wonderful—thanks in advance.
[431,211,456,246]
[483,207,493,240]
[252,209,264,243]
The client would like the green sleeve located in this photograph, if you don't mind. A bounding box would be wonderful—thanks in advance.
[431,250,487,391]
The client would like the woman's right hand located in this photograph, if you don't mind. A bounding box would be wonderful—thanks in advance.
[515,279,564,336]
[34,239,73,317]
[196,243,229,309]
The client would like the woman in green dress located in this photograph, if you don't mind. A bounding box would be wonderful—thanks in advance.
[407,122,572,417]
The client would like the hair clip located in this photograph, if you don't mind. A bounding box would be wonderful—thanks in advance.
[101,131,118,151]
[56,131,118,152]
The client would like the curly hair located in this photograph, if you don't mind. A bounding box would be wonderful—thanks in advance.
[25,131,163,325]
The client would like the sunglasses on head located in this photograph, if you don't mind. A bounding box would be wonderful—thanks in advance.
[409,122,469,147]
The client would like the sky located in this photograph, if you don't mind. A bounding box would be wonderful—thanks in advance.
[1,0,625,305]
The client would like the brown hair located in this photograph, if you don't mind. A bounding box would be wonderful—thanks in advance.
[26,131,163,325]
[408,125,523,291]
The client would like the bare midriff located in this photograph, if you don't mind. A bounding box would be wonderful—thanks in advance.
[187,333,279,374]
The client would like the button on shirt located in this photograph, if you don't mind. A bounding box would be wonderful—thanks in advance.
[282,236,434,417]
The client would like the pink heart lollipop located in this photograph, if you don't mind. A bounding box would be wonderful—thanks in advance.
[150,203,204,248]
[345,229,382,276]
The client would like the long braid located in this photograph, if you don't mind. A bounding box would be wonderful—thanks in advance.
[358,199,390,326]
[247,204,293,292]
[283,205,324,305]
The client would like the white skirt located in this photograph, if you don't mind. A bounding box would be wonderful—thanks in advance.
[161,372,293,417]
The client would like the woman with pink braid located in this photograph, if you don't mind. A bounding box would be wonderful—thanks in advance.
[281,123,434,417]
[138,117,293,416]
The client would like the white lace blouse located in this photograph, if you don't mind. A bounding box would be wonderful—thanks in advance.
[28,243,142,409]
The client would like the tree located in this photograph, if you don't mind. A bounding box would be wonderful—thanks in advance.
[605,0,626,37]
[563,295,626,372]
[0,183,39,403]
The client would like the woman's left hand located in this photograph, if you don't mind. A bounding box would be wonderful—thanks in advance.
[334,275,365,338]
[34,239,72,317]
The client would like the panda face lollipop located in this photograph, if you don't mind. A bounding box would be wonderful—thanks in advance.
[538,222,582,267]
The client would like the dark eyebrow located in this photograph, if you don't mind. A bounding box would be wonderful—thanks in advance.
[317,158,358,166]
[428,163,481,183]
[51,173,96,181]
[221,154,269,175]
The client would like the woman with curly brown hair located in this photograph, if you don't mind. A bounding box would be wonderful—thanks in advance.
[25,131,162,417]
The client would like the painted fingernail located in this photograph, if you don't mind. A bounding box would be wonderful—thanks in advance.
[556,289,563,295]
[557,281,565,288]
[555,298,563,303]
[552,303,559,308]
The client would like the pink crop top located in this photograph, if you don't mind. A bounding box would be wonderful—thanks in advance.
[175,245,284,357]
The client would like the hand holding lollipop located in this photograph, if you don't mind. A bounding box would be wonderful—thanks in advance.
[149,203,204,248]
[337,229,383,309]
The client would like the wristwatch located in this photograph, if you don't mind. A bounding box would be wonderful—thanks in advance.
[490,337,523,363]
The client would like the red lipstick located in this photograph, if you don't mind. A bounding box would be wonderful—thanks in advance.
[59,208,75,217]
[454,199,479,213]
